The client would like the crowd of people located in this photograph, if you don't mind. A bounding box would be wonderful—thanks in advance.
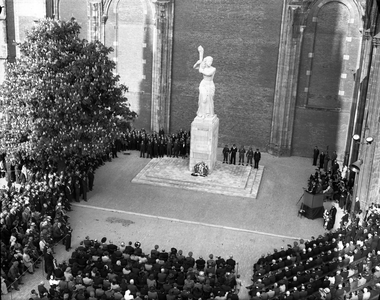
[250,203,380,300]
[22,238,241,300]
[118,128,191,160]
[1,136,379,300]
[0,151,109,295]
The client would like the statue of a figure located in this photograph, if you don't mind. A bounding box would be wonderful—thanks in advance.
[193,46,216,118]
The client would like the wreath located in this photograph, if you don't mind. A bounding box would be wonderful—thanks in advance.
[192,162,209,177]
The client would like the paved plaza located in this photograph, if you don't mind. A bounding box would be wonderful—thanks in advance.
[4,150,329,300]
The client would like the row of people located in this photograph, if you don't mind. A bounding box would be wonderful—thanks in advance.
[222,145,261,168]
[117,129,191,159]
[33,237,241,300]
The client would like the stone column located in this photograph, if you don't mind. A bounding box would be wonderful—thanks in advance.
[151,0,174,133]
[356,34,380,209]
[346,31,373,168]
[268,0,306,156]
[88,0,102,42]
[0,0,7,83]
[53,0,60,19]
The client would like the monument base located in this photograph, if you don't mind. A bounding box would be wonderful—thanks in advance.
[189,115,219,173]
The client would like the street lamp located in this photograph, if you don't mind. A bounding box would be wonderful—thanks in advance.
[353,134,374,145]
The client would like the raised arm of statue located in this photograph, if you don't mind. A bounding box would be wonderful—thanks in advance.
[193,45,204,69]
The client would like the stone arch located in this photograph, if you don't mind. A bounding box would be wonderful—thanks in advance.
[105,0,154,129]
[290,0,362,157]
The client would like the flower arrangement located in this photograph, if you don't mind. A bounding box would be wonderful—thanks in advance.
[192,162,209,177]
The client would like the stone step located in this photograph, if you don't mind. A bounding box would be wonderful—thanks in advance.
[132,174,255,198]
[244,168,256,190]
[131,157,263,199]
[251,167,264,198]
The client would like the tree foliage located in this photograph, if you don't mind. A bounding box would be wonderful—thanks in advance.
[0,18,135,162]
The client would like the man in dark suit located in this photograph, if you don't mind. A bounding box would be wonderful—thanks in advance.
[319,151,325,169]
[254,149,261,169]
[230,144,237,165]
[222,145,229,164]
[313,146,319,166]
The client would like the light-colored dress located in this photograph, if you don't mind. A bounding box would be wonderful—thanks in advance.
[197,78,215,118]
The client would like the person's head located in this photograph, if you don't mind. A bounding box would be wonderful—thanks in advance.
[203,56,213,67]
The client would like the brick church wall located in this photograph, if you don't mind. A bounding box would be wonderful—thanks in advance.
[170,0,282,149]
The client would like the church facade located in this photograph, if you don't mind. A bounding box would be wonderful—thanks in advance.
[0,0,379,209]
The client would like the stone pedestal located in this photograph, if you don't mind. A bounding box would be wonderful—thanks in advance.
[189,115,219,173]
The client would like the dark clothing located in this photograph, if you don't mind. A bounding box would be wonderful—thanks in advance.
[222,147,229,163]
[246,149,253,166]
[313,147,319,165]
[230,147,237,165]
[44,252,55,279]
[238,148,246,165]
[319,153,325,169]
[253,151,261,169]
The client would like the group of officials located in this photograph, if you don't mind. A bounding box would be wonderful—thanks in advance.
[222,145,261,168]
[119,127,262,169]
[117,128,190,159]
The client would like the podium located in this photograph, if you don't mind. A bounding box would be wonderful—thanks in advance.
[301,191,324,220]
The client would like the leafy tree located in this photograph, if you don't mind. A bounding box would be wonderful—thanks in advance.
[0,18,135,162]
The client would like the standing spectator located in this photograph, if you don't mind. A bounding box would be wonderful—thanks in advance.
[153,139,159,158]
[87,167,94,191]
[147,140,153,159]
[81,171,88,202]
[222,145,229,164]
[230,144,237,165]
[319,151,325,169]
[254,149,261,169]
[44,248,55,280]
[140,140,145,158]
[159,139,165,158]
[166,138,172,157]
[7,261,22,291]
[313,146,319,166]
[173,139,179,158]
[180,139,187,159]
[238,145,246,166]
[74,179,81,202]
[323,151,329,172]
[246,147,254,167]
[186,138,191,157]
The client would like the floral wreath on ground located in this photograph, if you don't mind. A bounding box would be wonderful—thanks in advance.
[192,162,209,177]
